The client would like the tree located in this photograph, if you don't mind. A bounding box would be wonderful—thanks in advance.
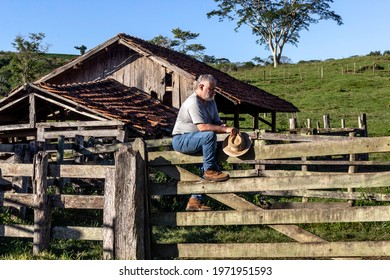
[207,0,343,67]
[11,32,49,84]
[149,35,177,49]
[74,45,87,55]
[150,28,206,60]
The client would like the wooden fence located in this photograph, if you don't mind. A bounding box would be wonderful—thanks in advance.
[0,138,148,259]
[147,132,390,259]
[2,132,390,259]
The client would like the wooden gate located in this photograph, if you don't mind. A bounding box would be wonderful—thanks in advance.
[147,132,390,259]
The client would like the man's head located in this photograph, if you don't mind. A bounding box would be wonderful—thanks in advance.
[195,74,217,101]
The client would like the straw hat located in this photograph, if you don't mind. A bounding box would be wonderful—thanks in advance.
[222,132,252,157]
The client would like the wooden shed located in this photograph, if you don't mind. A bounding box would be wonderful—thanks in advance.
[0,78,177,143]
[37,33,298,131]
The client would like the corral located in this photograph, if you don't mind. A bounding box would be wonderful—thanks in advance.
[1,125,390,259]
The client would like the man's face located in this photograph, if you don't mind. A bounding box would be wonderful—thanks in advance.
[199,81,216,101]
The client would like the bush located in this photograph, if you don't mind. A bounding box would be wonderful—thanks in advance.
[368,51,381,56]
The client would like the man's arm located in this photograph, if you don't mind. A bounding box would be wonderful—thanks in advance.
[196,123,237,134]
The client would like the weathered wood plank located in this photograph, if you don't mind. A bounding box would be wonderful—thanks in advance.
[148,136,390,166]
[51,194,103,209]
[42,129,120,140]
[1,192,103,209]
[149,171,390,195]
[0,123,32,132]
[52,226,102,241]
[0,224,34,238]
[268,201,350,209]
[150,205,390,226]
[153,241,390,259]
[47,164,114,178]
[0,225,102,240]
[261,190,390,202]
[36,120,123,128]
[0,193,34,207]
[0,163,114,178]
[257,132,348,142]
[0,163,33,176]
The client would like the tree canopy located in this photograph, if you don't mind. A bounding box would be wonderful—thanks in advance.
[207,0,343,67]
[10,32,50,84]
[150,28,206,60]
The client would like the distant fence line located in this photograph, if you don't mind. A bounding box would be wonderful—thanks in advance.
[236,61,390,82]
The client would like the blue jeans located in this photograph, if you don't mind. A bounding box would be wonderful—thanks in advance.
[172,131,218,200]
[172,131,218,171]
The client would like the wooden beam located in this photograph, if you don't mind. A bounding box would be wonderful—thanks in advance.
[260,189,390,202]
[149,171,390,195]
[29,93,36,128]
[36,120,123,128]
[153,241,390,259]
[150,205,390,226]
[52,226,102,241]
[47,164,114,179]
[42,129,121,140]
[0,224,103,241]
[148,136,390,165]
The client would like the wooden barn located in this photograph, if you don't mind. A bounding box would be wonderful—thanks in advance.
[37,33,298,130]
[1,33,298,144]
[0,78,177,143]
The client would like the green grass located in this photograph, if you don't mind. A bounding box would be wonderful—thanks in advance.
[230,54,390,136]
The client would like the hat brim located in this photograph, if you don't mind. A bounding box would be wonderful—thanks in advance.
[222,132,252,157]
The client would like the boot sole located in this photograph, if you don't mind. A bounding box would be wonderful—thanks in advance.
[203,176,230,182]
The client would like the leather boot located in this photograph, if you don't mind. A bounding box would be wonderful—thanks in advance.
[185,197,212,211]
[203,169,230,182]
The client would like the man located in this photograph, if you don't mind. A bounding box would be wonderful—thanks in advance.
[172,74,238,211]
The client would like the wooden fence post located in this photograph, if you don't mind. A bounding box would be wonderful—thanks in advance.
[112,141,147,259]
[323,114,330,129]
[103,167,116,260]
[33,151,51,255]
[132,138,151,260]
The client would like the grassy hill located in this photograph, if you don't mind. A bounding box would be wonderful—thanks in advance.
[229,54,390,137]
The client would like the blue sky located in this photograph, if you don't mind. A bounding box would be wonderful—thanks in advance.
[1,0,389,63]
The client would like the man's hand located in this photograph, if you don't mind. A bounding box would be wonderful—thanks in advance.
[224,126,238,135]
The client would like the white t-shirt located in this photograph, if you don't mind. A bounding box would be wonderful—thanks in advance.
[172,92,222,135]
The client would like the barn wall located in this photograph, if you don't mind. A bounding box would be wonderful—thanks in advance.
[45,44,132,84]
[43,43,196,109]
[111,56,166,100]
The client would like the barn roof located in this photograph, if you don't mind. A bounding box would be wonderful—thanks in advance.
[38,33,298,113]
[0,79,177,137]
[118,34,298,112]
